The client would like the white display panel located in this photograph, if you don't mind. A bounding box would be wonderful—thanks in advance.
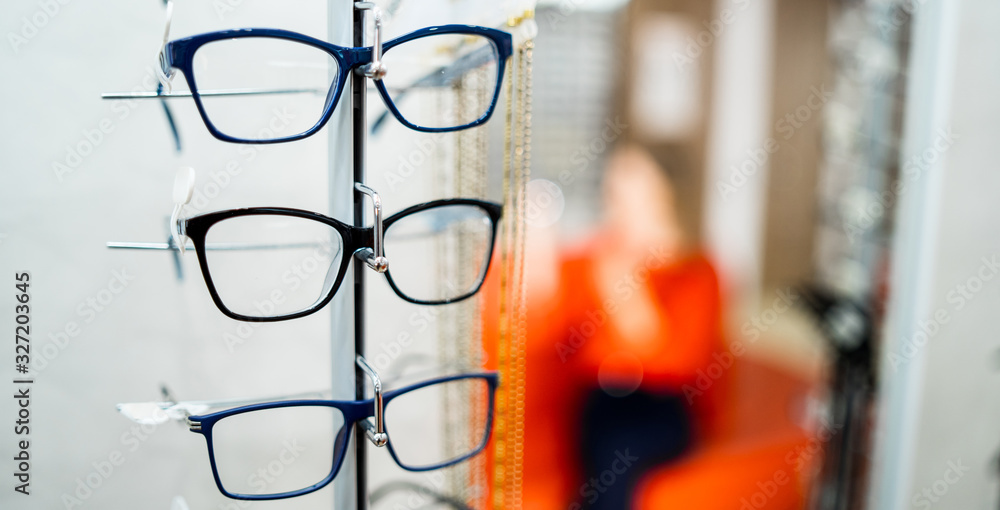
[0,1,347,508]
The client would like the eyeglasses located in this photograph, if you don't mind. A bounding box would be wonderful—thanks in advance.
[108,172,503,321]
[179,198,501,321]
[156,20,511,143]
[186,368,498,500]
[140,184,501,323]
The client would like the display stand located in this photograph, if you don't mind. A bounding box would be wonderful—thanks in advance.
[351,3,369,509]
[334,4,536,509]
[101,2,533,507]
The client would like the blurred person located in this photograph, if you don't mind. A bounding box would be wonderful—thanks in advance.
[521,143,725,509]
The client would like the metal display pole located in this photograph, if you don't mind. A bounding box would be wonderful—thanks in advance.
[351,2,368,508]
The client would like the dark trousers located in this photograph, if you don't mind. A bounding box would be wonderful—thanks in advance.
[577,388,693,510]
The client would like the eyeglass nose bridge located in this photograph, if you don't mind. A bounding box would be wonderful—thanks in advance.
[354,182,389,273]
[356,355,389,447]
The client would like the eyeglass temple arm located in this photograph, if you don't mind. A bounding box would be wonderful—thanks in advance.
[155,83,183,153]
[356,355,389,447]
[107,240,341,255]
[101,87,331,100]
[115,388,331,424]
[354,182,389,273]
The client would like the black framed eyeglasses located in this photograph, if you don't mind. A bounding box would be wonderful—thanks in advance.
[109,182,502,323]
[189,201,500,322]
[108,172,503,321]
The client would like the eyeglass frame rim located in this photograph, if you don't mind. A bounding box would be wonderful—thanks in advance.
[187,371,500,501]
[182,198,504,322]
[163,24,514,144]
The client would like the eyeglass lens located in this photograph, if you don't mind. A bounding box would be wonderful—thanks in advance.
[189,33,499,140]
[383,204,494,303]
[202,215,345,318]
[200,203,494,318]
[383,376,492,470]
[207,377,491,497]
[379,33,500,130]
[192,37,341,141]
[211,405,345,497]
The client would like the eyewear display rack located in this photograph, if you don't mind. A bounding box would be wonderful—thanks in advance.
[97,0,531,507]
[320,2,376,508]
[330,2,538,509]
[351,3,370,509]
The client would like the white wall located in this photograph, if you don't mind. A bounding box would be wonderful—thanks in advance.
[0,2,341,508]
[870,0,1000,508]
[702,0,775,307]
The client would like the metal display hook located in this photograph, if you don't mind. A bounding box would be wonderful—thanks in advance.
[355,3,387,79]
[356,355,389,447]
[354,182,389,273]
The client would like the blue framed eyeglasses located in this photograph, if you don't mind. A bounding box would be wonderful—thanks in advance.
[187,368,498,500]
[155,22,512,144]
